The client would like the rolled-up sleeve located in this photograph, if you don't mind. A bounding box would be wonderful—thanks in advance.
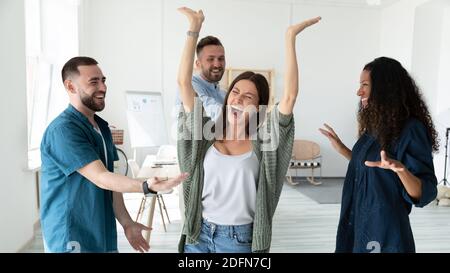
[397,121,437,207]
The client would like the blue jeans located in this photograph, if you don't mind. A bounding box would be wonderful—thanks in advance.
[184,219,253,253]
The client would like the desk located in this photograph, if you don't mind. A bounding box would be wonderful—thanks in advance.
[136,164,180,243]
[137,164,180,180]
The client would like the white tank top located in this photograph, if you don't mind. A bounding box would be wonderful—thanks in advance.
[202,144,260,225]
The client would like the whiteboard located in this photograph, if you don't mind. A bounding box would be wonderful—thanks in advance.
[125,91,168,148]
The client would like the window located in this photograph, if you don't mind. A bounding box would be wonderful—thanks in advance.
[25,0,79,169]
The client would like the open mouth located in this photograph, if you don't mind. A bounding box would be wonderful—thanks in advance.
[229,105,244,118]
[361,98,368,107]
[210,68,222,74]
[94,93,105,100]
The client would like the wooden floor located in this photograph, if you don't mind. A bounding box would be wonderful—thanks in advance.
[23,180,450,253]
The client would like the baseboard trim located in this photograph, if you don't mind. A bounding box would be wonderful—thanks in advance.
[33,219,41,231]
[17,219,41,253]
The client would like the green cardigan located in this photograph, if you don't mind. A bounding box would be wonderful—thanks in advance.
[177,102,295,253]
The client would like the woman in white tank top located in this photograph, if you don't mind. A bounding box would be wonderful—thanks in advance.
[177,6,321,253]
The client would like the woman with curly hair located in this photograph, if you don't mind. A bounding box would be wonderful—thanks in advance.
[320,57,438,253]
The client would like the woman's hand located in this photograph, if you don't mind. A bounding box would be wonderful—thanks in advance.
[279,16,321,115]
[365,150,422,200]
[177,6,205,112]
[319,123,352,160]
[177,7,204,32]
[365,150,405,173]
[319,123,345,152]
[286,16,321,38]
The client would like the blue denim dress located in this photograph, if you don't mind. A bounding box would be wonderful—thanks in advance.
[336,119,437,253]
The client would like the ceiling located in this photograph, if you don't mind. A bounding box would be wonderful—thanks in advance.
[246,0,401,8]
[311,0,400,6]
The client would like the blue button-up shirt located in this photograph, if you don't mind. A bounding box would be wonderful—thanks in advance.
[176,74,226,122]
[40,104,119,252]
[336,119,437,253]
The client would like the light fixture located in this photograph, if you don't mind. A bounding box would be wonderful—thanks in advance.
[436,108,450,206]
[437,108,450,186]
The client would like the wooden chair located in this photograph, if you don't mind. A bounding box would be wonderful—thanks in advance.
[287,140,322,186]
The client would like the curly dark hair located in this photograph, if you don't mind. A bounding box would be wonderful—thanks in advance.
[357,57,439,152]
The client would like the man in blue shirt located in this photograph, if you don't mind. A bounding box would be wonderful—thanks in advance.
[40,56,187,253]
[176,35,226,121]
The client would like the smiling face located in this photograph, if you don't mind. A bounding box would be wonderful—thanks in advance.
[219,71,269,139]
[196,45,226,82]
[226,79,260,126]
[357,69,371,108]
[67,65,107,113]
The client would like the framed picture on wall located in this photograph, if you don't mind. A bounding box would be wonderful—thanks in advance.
[219,67,275,107]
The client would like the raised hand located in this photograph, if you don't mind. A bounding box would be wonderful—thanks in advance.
[319,123,344,151]
[177,7,204,31]
[280,16,321,115]
[286,16,321,37]
[149,172,189,193]
[177,7,205,112]
[319,123,352,160]
[365,150,405,173]
[123,221,151,253]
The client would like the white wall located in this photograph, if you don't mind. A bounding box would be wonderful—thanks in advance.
[380,0,450,182]
[79,0,164,164]
[411,0,450,182]
[0,0,39,252]
[291,4,380,176]
[436,4,450,116]
[435,3,450,182]
[379,0,429,70]
[81,0,382,176]
[166,1,381,176]
[411,0,446,113]
[162,0,291,144]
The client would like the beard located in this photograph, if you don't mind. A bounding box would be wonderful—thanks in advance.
[202,66,224,82]
[80,90,105,112]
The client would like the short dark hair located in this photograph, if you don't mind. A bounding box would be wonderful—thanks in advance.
[196,36,223,56]
[61,56,98,82]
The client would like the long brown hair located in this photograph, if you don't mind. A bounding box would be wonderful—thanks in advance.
[218,71,270,137]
